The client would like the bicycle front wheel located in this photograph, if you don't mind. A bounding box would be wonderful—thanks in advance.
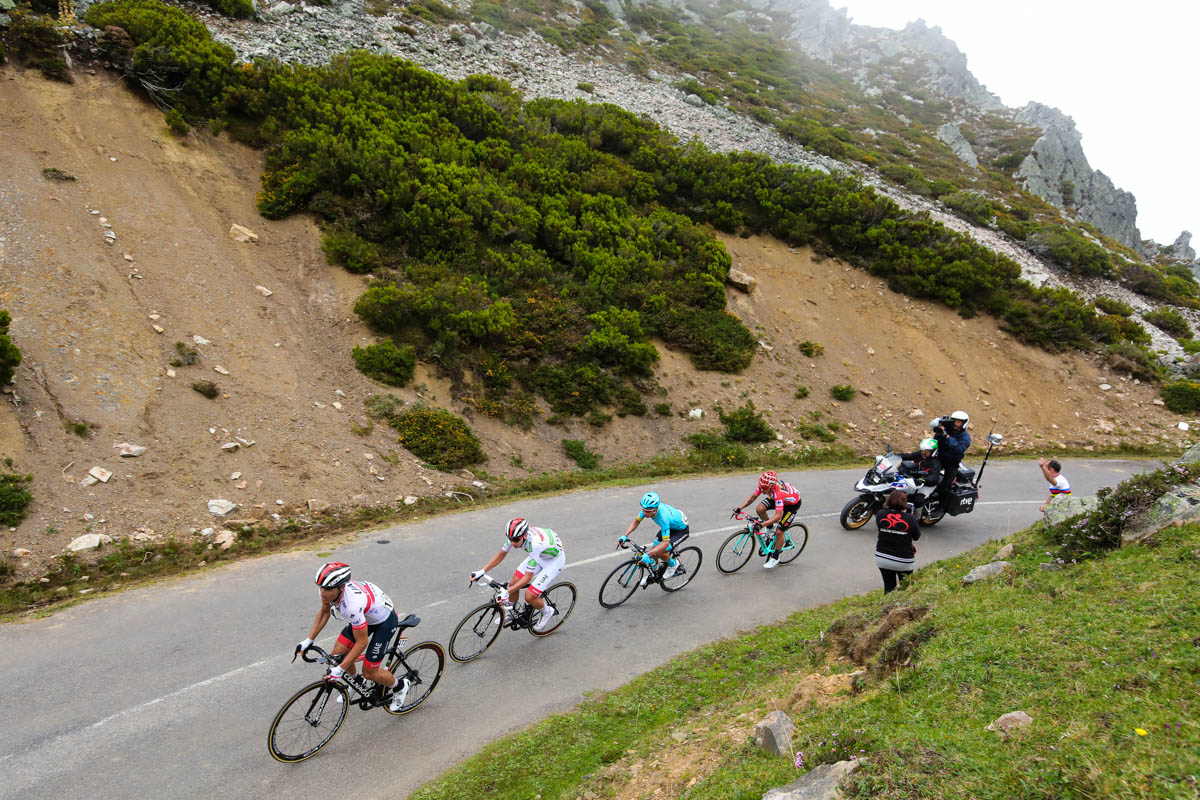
[776,523,809,565]
[661,546,702,592]
[530,582,577,636]
[716,531,754,574]
[599,559,644,608]
[385,641,445,715]
[448,602,504,663]
[268,680,349,763]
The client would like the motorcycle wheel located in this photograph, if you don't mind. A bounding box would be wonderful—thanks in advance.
[839,496,876,530]
[920,499,946,526]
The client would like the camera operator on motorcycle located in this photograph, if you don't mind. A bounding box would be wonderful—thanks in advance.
[929,410,971,504]
[898,438,943,508]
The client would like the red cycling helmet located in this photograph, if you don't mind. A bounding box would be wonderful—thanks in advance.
[758,471,779,493]
[505,517,530,542]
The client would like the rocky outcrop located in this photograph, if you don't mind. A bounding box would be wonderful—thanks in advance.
[936,122,979,169]
[1014,103,1142,251]
[1171,231,1196,262]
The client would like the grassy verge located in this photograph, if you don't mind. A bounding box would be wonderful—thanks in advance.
[412,523,1200,800]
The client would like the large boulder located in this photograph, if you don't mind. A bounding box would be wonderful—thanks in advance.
[1124,484,1200,542]
[936,122,979,169]
[1042,495,1099,525]
[1179,441,1200,465]
[67,533,113,552]
[753,710,795,756]
[762,759,862,800]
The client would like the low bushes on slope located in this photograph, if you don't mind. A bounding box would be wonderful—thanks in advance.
[77,0,1160,429]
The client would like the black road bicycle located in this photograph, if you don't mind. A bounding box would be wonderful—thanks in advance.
[716,511,809,574]
[597,537,702,608]
[448,573,578,663]
[268,613,445,763]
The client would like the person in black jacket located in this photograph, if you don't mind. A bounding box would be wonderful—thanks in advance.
[874,490,921,593]
[898,437,942,508]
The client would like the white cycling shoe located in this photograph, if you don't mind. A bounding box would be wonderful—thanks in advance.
[763,556,779,570]
[388,678,413,712]
[662,563,679,580]
[534,607,557,632]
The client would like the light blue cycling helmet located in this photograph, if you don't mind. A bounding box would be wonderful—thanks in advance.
[640,491,660,510]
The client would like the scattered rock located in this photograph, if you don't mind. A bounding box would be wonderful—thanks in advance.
[1099,383,1112,391]
[992,543,1014,561]
[213,365,230,375]
[1179,422,1190,432]
[12,548,32,558]
[753,710,794,756]
[726,267,757,292]
[88,466,113,483]
[114,442,147,457]
[207,499,238,516]
[67,533,113,552]
[403,496,419,505]
[255,285,273,297]
[670,730,688,743]
[962,561,1009,584]
[307,498,331,513]
[214,529,237,550]
[229,223,259,243]
[235,436,256,447]
[231,472,242,480]
[192,334,211,346]
[987,710,1033,734]
[1039,562,1064,571]
[688,408,704,419]
[683,93,704,107]
[199,527,215,536]
[221,442,240,452]
[909,408,924,418]
[762,759,861,800]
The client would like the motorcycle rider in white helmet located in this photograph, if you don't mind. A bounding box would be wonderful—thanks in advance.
[929,410,971,506]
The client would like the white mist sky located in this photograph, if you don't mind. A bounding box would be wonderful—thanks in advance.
[834,0,1198,246]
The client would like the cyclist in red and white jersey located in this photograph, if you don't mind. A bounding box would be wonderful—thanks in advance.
[470,518,565,632]
[295,562,410,712]
[734,471,802,569]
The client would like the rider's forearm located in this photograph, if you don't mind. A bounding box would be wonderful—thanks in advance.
[480,552,505,573]
[306,609,331,642]
[623,519,640,537]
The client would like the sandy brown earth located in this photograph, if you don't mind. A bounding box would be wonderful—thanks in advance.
[0,66,1187,578]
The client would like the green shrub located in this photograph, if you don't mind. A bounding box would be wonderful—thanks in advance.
[683,431,748,468]
[364,393,405,419]
[1182,339,1200,355]
[940,190,994,226]
[797,340,824,357]
[1027,225,1113,278]
[794,385,810,399]
[0,471,33,528]
[170,341,199,367]
[1160,380,1200,414]
[1093,295,1134,317]
[562,439,600,470]
[796,422,836,443]
[163,107,189,136]
[1143,308,1191,340]
[389,405,485,470]
[352,340,416,387]
[5,10,71,82]
[1043,463,1197,560]
[830,384,856,401]
[653,402,671,416]
[191,380,220,399]
[322,230,382,274]
[718,401,774,443]
[1104,342,1163,383]
[576,82,594,94]
[205,0,254,17]
[0,311,21,386]
[586,410,611,428]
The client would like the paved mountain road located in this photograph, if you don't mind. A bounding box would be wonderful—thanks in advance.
[0,460,1150,799]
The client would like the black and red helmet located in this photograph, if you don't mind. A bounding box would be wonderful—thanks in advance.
[505,518,530,542]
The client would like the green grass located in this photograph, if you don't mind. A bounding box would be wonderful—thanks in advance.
[413,522,1200,800]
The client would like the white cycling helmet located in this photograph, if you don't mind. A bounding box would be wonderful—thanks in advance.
[950,410,970,428]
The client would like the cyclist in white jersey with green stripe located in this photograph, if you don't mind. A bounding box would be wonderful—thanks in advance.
[471,518,566,632]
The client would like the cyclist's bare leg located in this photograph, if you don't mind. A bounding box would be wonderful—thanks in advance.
[756,500,771,522]
[509,571,534,606]
[647,539,671,565]
[772,529,785,554]
[362,662,396,687]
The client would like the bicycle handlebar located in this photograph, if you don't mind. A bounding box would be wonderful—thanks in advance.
[469,573,508,592]
[297,644,332,665]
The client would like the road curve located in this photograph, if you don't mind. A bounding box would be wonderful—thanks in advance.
[0,459,1151,799]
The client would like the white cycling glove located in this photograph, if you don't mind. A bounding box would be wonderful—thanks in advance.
[495,591,512,606]
[295,638,313,654]
[470,570,485,582]
[326,665,345,681]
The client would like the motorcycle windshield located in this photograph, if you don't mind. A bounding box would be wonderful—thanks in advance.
[876,453,902,473]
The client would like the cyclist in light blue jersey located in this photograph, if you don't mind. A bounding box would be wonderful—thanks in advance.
[620,492,689,585]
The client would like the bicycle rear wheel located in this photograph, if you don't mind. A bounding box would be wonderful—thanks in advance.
[661,546,702,592]
[599,559,644,608]
[715,531,754,574]
[529,582,577,636]
[448,602,504,663]
[385,641,445,715]
[267,680,349,763]
[776,523,809,565]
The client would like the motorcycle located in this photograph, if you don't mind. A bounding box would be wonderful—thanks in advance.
[839,432,1004,529]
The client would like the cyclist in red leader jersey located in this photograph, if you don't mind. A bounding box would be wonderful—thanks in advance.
[734,471,802,569]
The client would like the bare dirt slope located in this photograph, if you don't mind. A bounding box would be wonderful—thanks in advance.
[0,67,1185,577]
